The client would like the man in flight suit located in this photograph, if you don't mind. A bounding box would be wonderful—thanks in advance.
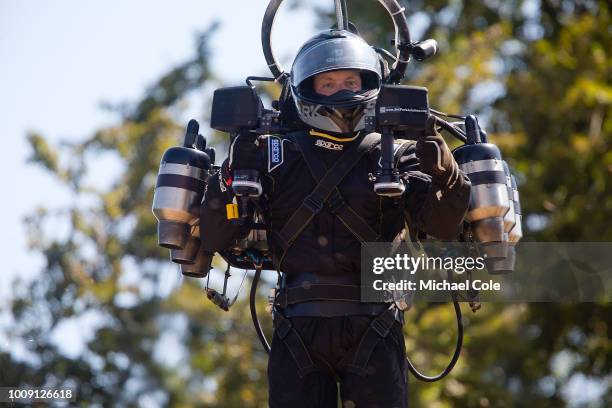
[200,29,471,408]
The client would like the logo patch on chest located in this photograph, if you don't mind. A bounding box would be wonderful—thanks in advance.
[268,136,284,172]
[314,139,344,151]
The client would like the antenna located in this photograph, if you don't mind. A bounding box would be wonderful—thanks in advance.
[334,0,349,30]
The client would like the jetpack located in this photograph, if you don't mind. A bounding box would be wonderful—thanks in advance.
[151,0,522,383]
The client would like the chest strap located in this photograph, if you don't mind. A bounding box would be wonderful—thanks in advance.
[293,132,383,244]
[274,132,381,270]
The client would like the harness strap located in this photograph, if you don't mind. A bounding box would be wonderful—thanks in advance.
[275,133,381,266]
[274,304,402,380]
[293,133,381,244]
[276,284,362,308]
[346,305,398,377]
[273,312,318,378]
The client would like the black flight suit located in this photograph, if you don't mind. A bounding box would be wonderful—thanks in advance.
[200,130,471,408]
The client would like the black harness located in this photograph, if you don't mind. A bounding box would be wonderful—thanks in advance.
[270,131,412,380]
[272,131,382,270]
[272,131,412,266]
[272,303,402,380]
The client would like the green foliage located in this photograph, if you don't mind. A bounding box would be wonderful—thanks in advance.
[320,0,611,406]
[2,1,611,407]
[2,22,269,407]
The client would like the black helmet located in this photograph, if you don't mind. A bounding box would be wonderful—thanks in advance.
[290,29,382,135]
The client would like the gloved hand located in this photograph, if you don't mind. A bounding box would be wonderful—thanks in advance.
[228,132,264,172]
[415,115,460,188]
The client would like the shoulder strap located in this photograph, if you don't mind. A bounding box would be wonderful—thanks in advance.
[275,132,380,268]
[292,132,382,244]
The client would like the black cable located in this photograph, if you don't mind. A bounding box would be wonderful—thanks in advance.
[245,76,275,88]
[405,270,464,382]
[222,263,230,295]
[373,46,398,63]
[434,116,468,143]
[430,108,466,120]
[250,266,271,354]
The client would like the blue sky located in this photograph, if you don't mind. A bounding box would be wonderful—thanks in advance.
[0,0,327,298]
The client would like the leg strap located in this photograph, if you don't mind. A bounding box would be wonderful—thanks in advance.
[274,312,318,378]
[346,306,398,377]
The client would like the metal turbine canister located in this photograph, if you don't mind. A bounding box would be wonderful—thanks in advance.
[509,174,523,243]
[453,116,510,261]
[485,162,520,274]
[170,225,201,264]
[152,120,212,250]
[180,249,213,278]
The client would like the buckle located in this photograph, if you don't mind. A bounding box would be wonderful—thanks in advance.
[303,193,324,214]
[370,312,393,337]
[326,192,346,214]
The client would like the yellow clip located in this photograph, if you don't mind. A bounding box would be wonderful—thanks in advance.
[226,203,239,220]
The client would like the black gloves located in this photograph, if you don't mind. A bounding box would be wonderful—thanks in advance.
[228,132,264,172]
[415,115,461,188]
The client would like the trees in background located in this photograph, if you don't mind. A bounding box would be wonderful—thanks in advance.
[335,1,611,406]
[1,1,610,406]
[2,24,270,407]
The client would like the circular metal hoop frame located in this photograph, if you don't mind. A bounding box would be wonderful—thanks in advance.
[261,0,412,84]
